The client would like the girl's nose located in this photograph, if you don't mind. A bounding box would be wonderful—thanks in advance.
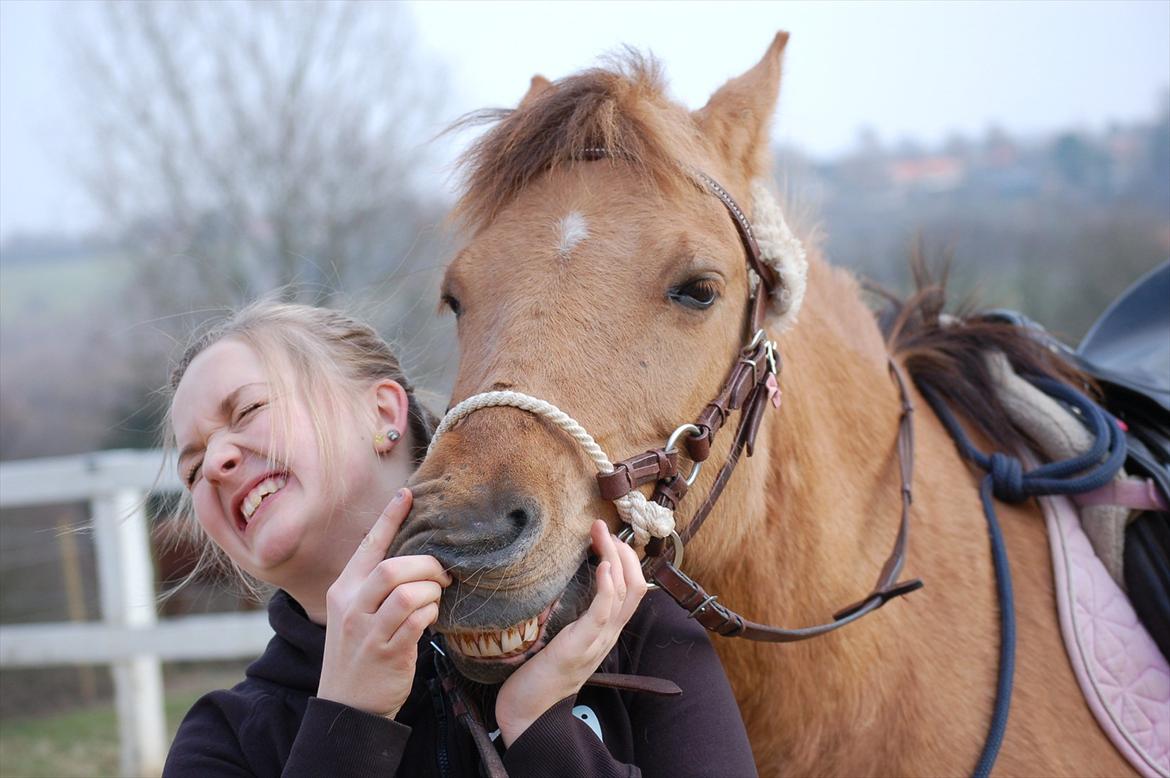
[204,436,242,481]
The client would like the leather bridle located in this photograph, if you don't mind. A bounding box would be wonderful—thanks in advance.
[595,166,923,642]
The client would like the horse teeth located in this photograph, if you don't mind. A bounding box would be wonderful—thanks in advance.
[501,627,521,653]
[450,614,543,659]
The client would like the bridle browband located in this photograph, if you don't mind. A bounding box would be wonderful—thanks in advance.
[591,159,923,642]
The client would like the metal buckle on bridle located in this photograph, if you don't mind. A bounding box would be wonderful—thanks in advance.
[744,328,779,376]
[664,423,704,487]
[764,339,779,376]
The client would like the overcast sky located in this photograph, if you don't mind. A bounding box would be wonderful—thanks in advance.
[1,0,1168,240]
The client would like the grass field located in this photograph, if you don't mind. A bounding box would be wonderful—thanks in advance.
[0,665,245,778]
[0,691,198,778]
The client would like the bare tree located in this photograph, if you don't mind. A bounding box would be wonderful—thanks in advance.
[70,0,451,309]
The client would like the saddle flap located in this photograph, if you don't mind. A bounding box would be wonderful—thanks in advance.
[1078,261,1170,413]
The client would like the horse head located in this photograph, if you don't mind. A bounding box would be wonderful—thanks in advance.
[392,34,793,683]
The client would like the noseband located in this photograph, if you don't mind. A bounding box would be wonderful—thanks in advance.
[431,162,923,645]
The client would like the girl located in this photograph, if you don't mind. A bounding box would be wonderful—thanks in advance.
[163,301,756,777]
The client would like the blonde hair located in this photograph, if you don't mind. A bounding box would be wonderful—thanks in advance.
[161,300,436,599]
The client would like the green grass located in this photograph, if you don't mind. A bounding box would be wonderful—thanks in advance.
[0,690,202,778]
[0,251,133,326]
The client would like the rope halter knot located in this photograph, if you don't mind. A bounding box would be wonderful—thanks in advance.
[427,391,676,547]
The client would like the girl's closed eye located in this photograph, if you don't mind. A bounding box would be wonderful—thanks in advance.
[185,460,202,488]
[234,400,267,425]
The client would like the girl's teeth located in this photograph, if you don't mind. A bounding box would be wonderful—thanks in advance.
[242,476,288,521]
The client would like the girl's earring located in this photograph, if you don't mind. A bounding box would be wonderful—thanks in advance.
[374,429,400,451]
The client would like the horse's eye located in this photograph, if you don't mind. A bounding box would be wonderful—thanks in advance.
[442,293,462,317]
[669,278,720,310]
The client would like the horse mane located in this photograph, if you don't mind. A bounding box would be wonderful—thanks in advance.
[878,250,1092,454]
[452,51,703,230]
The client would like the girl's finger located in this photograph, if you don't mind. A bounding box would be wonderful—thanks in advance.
[386,601,440,654]
[607,534,627,602]
[615,540,647,618]
[584,560,615,631]
[616,537,647,591]
[352,555,450,614]
[373,579,443,636]
[340,489,412,584]
[592,522,622,584]
[589,520,609,557]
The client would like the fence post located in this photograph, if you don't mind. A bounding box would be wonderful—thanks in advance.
[91,487,167,777]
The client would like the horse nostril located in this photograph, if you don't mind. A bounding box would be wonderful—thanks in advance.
[507,507,529,532]
[400,492,542,575]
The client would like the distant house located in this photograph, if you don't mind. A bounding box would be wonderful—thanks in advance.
[887,155,966,194]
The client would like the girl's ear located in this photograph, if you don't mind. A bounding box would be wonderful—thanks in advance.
[372,379,410,454]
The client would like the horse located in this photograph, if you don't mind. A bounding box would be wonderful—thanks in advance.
[393,33,1134,776]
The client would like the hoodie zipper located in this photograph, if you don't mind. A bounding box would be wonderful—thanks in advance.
[429,656,451,778]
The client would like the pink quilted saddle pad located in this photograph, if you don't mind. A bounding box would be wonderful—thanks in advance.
[1041,492,1170,778]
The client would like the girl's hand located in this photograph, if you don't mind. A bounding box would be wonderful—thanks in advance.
[495,519,648,745]
[317,488,452,719]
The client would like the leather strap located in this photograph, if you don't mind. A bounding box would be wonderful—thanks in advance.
[584,672,682,696]
[682,338,776,542]
[1073,476,1170,511]
[435,653,509,778]
[685,336,773,463]
[599,449,679,500]
[647,358,923,642]
[690,170,780,297]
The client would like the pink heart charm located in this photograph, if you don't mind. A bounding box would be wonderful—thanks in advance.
[766,373,781,408]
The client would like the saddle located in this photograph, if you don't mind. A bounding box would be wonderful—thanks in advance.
[1075,261,1170,661]
[983,261,1170,661]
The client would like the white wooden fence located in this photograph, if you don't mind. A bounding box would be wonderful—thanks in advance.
[0,449,272,777]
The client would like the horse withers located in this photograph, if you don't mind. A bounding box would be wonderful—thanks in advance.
[391,34,1136,776]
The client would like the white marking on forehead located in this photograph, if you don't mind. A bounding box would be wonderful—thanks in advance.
[555,211,589,259]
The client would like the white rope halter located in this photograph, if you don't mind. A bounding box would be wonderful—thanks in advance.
[428,391,676,547]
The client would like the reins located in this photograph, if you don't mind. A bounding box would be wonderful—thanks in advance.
[920,377,1128,778]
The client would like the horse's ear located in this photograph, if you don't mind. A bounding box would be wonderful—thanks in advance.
[518,75,553,109]
[693,32,789,183]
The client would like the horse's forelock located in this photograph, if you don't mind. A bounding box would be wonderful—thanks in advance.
[452,51,706,230]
